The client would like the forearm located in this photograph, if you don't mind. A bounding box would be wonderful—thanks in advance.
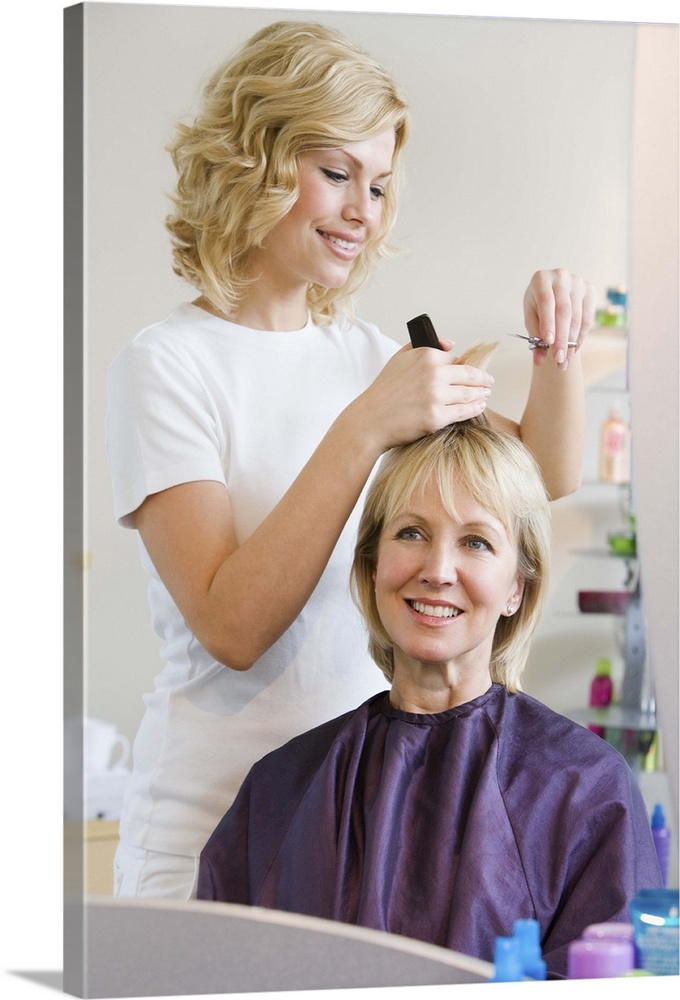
[518,350,585,499]
[201,414,381,668]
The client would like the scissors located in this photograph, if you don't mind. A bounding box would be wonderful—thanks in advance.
[508,334,579,351]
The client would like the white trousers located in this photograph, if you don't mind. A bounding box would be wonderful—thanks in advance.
[113,839,200,900]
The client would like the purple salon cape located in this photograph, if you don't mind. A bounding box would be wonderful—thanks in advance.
[198,684,661,977]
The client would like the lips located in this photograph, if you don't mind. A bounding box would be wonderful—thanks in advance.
[319,230,360,254]
[408,600,462,619]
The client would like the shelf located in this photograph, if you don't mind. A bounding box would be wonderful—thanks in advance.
[569,705,657,732]
[553,611,628,619]
[572,547,635,558]
[579,479,631,489]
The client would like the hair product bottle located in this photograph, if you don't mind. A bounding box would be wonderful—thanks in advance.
[588,657,614,738]
[599,405,630,484]
[651,803,671,887]
[567,936,635,979]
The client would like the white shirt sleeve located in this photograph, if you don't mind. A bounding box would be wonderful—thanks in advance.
[106,334,228,527]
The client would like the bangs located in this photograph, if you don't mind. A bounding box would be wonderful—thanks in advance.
[376,424,525,545]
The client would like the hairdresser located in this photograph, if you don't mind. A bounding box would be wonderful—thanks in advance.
[199,409,662,976]
[106,20,595,899]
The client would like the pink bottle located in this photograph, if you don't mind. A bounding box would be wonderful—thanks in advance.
[588,657,613,738]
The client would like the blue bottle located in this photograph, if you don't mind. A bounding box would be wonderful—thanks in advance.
[651,803,670,887]
[490,936,524,982]
[513,918,547,980]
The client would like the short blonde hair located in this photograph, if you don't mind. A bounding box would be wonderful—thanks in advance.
[351,414,551,691]
[166,20,410,324]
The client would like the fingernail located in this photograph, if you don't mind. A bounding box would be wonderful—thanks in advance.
[483,388,492,397]
[555,349,565,365]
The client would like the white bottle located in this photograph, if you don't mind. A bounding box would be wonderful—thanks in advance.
[599,405,629,484]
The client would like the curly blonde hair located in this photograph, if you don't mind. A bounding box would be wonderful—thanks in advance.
[350,346,551,691]
[166,20,410,324]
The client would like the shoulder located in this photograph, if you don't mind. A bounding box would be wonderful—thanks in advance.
[321,316,400,362]
[112,303,209,363]
[109,304,226,399]
[494,689,632,776]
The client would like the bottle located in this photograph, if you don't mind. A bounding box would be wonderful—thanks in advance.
[567,937,635,978]
[588,657,613,738]
[599,405,630,484]
[513,919,547,980]
[630,888,679,975]
[595,285,628,328]
[490,936,524,982]
[651,803,670,887]
[583,922,639,968]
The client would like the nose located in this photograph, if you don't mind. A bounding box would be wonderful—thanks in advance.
[342,184,379,227]
[419,541,458,588]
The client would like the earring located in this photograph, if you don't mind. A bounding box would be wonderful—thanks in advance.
[506,605,515,616]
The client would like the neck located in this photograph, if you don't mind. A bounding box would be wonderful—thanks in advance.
[389,657,493,714]
[193,291,309,333]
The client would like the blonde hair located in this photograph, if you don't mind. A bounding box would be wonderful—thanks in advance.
[166,20,410,324]
[351,346,551,690]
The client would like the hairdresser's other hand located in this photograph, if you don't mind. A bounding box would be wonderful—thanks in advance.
[354,343,493,453]
[523,269,596,371]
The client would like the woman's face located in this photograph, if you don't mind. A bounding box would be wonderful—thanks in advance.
[251,129,395,298]
[373,477,524,686]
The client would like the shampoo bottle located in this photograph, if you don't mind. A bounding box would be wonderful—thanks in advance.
[651,803,670,887]
[588,657,613,738]
[599,405,630,484]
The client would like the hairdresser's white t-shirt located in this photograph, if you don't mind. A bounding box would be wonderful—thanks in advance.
[106,302,398,856]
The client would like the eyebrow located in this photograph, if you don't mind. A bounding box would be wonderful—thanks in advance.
[388,512,507,541]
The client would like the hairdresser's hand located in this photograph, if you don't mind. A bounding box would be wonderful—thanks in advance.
[353,343,493,453]
[523,269,596,371]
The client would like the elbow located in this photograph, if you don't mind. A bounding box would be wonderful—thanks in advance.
[545,470,583,502]
[219,653,257,672]
[195,626,259,672]
[210,643,258,672]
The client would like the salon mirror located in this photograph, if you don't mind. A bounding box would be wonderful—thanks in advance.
[67,3,678,907]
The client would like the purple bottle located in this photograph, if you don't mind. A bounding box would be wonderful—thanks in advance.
[568,938,635,979]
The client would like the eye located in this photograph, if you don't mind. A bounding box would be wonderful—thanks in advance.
[465,535,492,552]
[321,168,347,184]
[395,526,424,541]
[370,185,386,200]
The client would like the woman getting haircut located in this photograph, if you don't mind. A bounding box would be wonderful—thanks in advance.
[107,19,596,899]
[198,383,661,977]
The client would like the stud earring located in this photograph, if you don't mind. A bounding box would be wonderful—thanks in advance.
[506,605,515,616]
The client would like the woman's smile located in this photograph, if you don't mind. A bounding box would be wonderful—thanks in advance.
[317,228,363,262]
[406,599,463,621]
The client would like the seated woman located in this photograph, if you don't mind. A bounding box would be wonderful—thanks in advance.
[197,379,661,977]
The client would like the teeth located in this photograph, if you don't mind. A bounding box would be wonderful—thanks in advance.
[325,233,357,250]
[410,601,461,618]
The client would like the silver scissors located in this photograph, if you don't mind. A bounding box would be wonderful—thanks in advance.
[508,334,579,351]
